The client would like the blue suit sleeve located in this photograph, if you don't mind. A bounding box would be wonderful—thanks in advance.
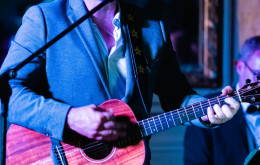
[153,21,214,128]
[0,6,71,141]
[153,21,196,111]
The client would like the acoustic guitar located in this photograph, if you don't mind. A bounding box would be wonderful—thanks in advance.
[6,82,260,164]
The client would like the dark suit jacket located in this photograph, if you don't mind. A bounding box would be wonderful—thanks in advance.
[184,108,249,165]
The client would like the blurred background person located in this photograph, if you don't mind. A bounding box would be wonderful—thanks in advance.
[184,35,260,165]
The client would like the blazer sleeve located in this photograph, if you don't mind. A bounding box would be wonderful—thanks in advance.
[153,21,196,110]
[184,126,214,165]
[153,21,213,128]
[0,6,71,141]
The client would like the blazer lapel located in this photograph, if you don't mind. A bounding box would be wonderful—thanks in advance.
[120,14,136,103]
[66,0,111,98]
[122,37,135,103]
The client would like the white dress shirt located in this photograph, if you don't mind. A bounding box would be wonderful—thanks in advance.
[91,11,126,99]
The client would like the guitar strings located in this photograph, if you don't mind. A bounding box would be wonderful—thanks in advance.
[55,95,232,159]
[28,108,207,164]
[23,101,240,163]
[50,85,259,158]
[53,94,232,153]
[139,95,231,126]
[56,87,258,162]
[54,88,242,152]
[57,86,250,150]
[138,86,259,135]
[11,86,257,163]
[143,85,259,133]
[52,96,230,157]
[139,96,233,130]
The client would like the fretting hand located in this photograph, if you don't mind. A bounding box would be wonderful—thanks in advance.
[200,86,240,124]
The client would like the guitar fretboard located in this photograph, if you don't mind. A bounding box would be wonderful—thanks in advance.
[137,93,240,137]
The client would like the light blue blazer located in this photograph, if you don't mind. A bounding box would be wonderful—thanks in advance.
[1,0,205,142]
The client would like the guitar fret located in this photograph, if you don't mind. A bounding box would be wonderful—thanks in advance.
[165,113,174,127]
[180,108,190,123]
[186,106,195,121]
[177,109,182,123]
[146,119,153,134]
[10,90,254,164]
[208,99,212,108]
[154,116,163,131]
[158,115,164,130]
[152,117,158,132]
[138,122,147,138]
[200,102,205,116]
[142,120,148,136]
[149,118,157,133]
[184,107,189,121]
[195,105,203,119]
[170,111,176,126]
[164,113,170,128]
[172,110,181,125]
[217,96,221,105]
[192,105,197,118]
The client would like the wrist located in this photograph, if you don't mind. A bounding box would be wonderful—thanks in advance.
[66,107,76,130]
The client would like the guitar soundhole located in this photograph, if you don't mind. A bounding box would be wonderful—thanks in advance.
[80,139,115,162]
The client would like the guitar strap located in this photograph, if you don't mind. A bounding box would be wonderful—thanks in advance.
[50,137,68,165]
[123,8,152,163]
[122,5,150,118]
[124,12,148,77]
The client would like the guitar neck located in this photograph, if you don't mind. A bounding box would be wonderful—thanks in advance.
[137,92,241,137]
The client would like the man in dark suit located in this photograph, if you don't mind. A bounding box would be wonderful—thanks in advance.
[184,35,260,165]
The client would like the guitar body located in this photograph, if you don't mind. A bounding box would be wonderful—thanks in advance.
[6,82,260,164]
[6,99,145,165]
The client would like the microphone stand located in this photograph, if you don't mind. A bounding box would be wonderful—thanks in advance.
[0,0,114,164]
